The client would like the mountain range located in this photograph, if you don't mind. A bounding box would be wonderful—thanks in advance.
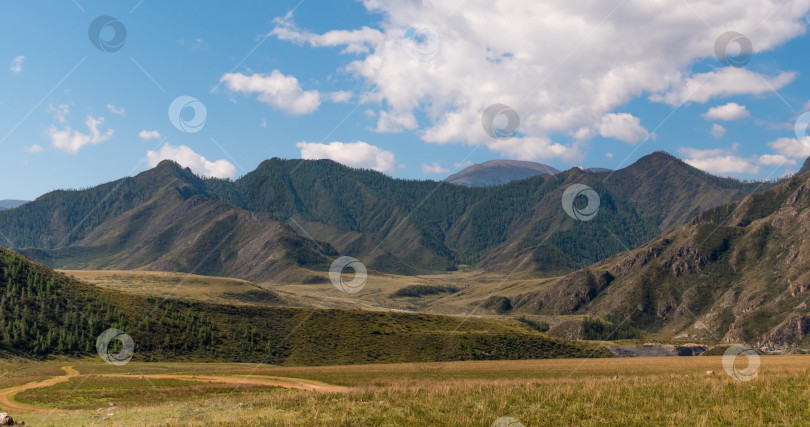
[501,170,810,351]
[444,160,561,186]
[2,150,809,350]
[0,152,769,283]
[0,200,27,210]
[443,159,614,187]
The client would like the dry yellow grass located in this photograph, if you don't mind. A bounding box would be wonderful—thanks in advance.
[60,270,283,307]
[4,356,808,426]
[271,270,557,315]
[62,268,555,315]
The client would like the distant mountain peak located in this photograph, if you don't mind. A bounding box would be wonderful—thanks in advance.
[155,159,179,168]
[0,200,28,210]
[152,159,189,174]
[445,159,560,187]
[144,160,204,184]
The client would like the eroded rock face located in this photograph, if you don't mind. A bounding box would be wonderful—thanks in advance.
[510,292,543,313]
[512,270,615,314]
[789,280,810,297]
[675,344,710,356]
[759,315,810,351]
[482,296,512,314]
[608,343,708,357]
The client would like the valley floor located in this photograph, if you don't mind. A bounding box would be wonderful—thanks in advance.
[0,356,807,426]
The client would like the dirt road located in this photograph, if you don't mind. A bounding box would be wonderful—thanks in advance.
[98,372,350,393]
[0,366,348,413]
[0,366,78,413]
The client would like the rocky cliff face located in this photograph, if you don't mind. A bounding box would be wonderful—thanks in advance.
[759,315,810,352]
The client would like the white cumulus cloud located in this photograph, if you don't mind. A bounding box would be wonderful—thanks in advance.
[488,136,583,162]
[375,110,418,133]
[710,123,726,139]
[653,69,795,105]
[421,162,449,174]
[328,91,353,103]
[597,113,649,144]
[758,154,795,166]
[684,156,758,175]
[48,115,113,154]
[702,103,750,121]
[220,70,321,115]
[272,13,384,54]
[147,143,236,179]
[138,130,162,141]
[768,137,810,158]
[678,144,758,175]
[273,0,810,161]
[297,141,398,173]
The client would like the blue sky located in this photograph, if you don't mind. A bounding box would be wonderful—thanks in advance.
[2,0,810,200]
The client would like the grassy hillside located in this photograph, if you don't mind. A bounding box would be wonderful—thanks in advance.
[61,270,288,307]
[0,247,611,364]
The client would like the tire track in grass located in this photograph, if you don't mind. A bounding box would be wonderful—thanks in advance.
[0,366,78,413]
[98,372,350,393]
[0,365,349,414]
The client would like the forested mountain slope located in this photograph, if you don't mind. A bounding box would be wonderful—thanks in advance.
[0,152,771,279]
[1,162,335,283]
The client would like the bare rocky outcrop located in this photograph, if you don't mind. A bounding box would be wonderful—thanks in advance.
[513,270,614,314]
[608,343,708,357]
[511,292,544,313]
[759,315,810,351]
[481,296,512,314]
